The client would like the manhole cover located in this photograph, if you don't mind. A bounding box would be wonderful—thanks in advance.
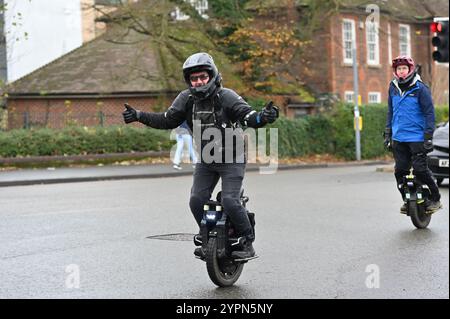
[146,233,194,241]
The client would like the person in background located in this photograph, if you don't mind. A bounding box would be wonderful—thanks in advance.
[384,55,442,214]
[173,121,197,170]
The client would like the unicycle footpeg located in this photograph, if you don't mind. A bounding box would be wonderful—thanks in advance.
[193,234,202,246]
[230,236,245,247]
[194,256,206,261]
[233,255,259,262]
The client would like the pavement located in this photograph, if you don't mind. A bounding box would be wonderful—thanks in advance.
[0,160,394,187]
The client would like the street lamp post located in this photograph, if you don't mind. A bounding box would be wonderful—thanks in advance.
[352,46,361,161]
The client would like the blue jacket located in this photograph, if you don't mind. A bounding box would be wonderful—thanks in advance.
[386,75,435,142]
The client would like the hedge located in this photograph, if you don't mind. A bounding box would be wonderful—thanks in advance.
[0,104,448,160]
[0,126,172,157]
[329,103,448,159]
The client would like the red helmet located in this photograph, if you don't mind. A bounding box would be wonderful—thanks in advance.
[392,55,416,84]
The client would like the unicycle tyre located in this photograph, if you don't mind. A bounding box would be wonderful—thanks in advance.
[205,238,244,287]
[409,201,431,229]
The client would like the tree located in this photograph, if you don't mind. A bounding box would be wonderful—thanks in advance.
[85,0,245,92]
[213,0,341,97]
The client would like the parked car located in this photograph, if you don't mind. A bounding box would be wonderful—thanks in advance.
[427,121,449,186]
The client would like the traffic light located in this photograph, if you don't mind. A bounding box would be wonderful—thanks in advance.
[431,21,449,62]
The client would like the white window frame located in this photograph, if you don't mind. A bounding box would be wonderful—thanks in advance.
[366,21,380,65]
[344,91,355,103]
[173,0,209,20]
[368,92,381,104]
[193,0,209,17]
[342,19,356,64]
[398,24,411,57]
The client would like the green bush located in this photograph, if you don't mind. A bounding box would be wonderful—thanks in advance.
[0,104,448,160]
[329,103,355,159]
[435,105,449,124]
[328,103,449,160]
[360,104,388,159]
[268,115,334,157]
[0,126,172,157]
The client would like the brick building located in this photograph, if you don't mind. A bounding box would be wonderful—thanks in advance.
[246,0,448,117]
[312,3,448,106]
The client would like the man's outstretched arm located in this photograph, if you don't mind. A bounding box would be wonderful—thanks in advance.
[122,92,188,129]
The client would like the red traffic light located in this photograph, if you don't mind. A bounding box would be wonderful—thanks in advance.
[431,22,443,33]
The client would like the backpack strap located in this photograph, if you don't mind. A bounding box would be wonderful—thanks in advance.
[213,90,240,129]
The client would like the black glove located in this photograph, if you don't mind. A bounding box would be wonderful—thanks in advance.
[383,128,392,152]
[259,101,279,124]
[423,133,433,153]
[122,103,141,124]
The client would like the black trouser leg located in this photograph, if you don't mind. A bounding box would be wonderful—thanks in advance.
[189,163,219,227]
[393,141,411,200]
[190,163,253,239]
[409,143,441,201]
[218,163,253,239]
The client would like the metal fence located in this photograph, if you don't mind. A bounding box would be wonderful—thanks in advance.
[24,111,122,129]
[4,110,125,130]
[2,96,165,130]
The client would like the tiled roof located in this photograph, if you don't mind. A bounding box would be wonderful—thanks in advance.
[6,23,244,96]
[7,28,171,95]
[340,0,449,20]
[246,0,448,21]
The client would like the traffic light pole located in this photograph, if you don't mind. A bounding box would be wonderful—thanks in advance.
[352,46,361,161]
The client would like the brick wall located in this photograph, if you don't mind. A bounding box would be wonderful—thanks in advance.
[432,64,450,105]
[6,94,176,130]
[300,29,333,94]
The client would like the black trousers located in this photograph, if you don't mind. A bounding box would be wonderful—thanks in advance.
[392,141,440,201]
[189,162,253,237]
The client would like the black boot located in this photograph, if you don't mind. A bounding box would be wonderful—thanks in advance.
[426,200,443,214]
[194,247,206,259]
[193,233,205,259]
[231,235,256,260]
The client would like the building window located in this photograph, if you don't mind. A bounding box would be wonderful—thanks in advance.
[344,91,354,103]
[368,92,381,104]
[342,19,356,64]
[172,0,209,21]
[366,22,379,65]
[193,0,209,17]
[399,24,411,57]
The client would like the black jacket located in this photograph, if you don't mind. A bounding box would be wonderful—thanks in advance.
[138,88,266,163]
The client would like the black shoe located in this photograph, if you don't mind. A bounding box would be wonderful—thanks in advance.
[194,247,205,259]
[231,241,256,260]
[426,200,442,214]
